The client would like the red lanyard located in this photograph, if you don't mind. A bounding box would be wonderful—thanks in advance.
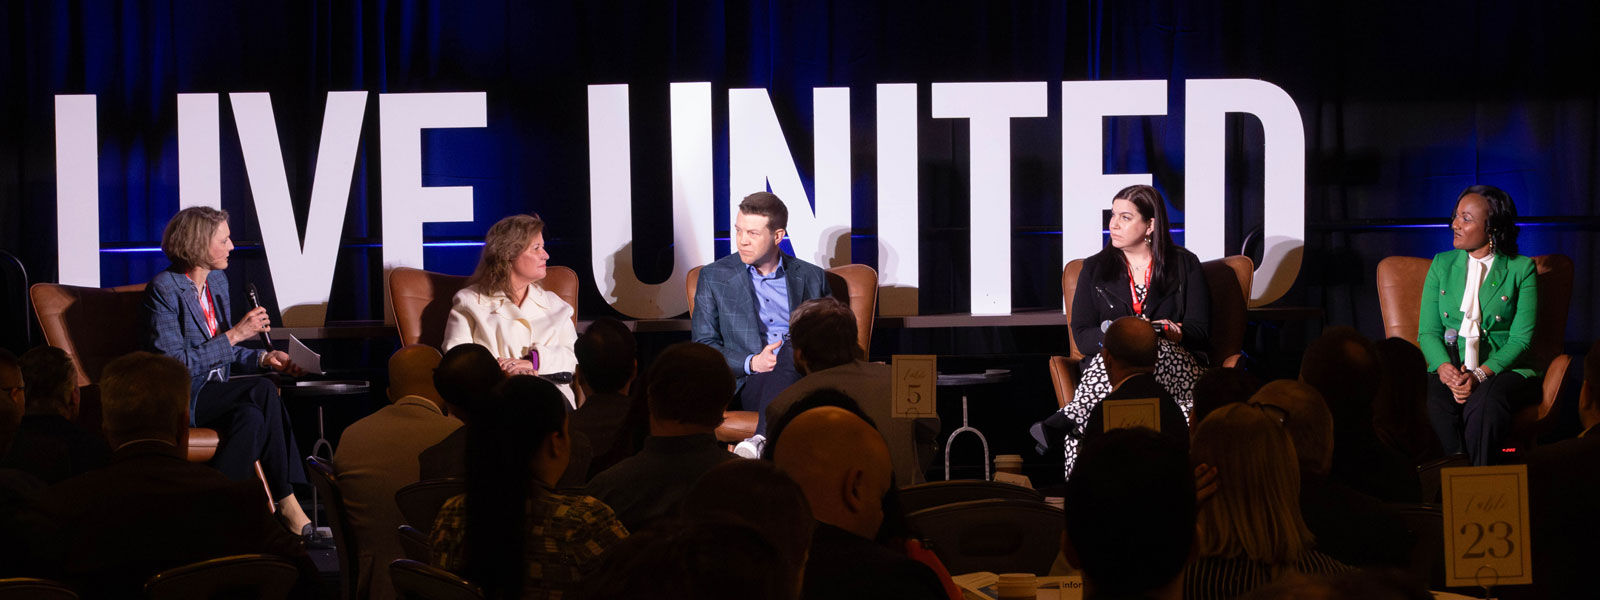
[199,285,219,337]
[1127,261,1152,316]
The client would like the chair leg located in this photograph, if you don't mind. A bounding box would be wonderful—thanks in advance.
[255,461,276,514]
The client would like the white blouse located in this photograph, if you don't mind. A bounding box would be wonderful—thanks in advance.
[441,283,578,405]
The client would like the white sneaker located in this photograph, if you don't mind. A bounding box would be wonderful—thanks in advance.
[733,434,766,459]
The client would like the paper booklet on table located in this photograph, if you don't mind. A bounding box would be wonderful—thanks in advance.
[288,335,324,375]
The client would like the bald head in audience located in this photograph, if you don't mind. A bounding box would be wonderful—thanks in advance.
[434,343,504,423]
[99,352,191,447]
[1103,316,1159,386]
[774,407,893,539]
[389,344,444,410]
[1251,381,1335,476]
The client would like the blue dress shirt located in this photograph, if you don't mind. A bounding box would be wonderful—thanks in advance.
[743,261,791,373]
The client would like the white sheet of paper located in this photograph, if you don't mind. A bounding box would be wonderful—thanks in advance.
[1440,465,1532,588]
[288,334,324,375]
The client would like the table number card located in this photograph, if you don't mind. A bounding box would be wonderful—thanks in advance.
[891,355,937,419]
[1440,465,1532,588]
[1101,397,1161,433]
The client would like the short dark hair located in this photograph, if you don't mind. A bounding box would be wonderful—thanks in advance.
[100,352,190,441]
[434,343,505,418]
[1459,185,1520,257]
[1064,427,1194,597]
[1193,367,1262,426]
[789,298,860,373]
[1300,326,1381,426]
[575,318,636,394]
[646,342,734,428]
[19,346,77,415]
[738,192,789,232]
[682,460,815,580]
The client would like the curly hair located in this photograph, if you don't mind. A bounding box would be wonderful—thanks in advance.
[466,214,545,296]
[1458,185,1520,257]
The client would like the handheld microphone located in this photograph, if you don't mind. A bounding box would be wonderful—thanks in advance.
[246,283,274,350]
[1100,320,1113,334]
[1443,328,1462,369]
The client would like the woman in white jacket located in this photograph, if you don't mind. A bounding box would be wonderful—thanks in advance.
[442,213,578,405]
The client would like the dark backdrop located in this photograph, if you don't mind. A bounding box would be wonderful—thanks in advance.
[2,0,1597,355]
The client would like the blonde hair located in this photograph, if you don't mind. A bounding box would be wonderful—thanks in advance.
[466,214,545,297]
[1193,403,1315,567]
[160,206,228,270]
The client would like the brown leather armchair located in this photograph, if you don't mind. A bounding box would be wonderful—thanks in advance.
[1375,255,1573,449]
[387,265,580,349]
[1049,256,1254,409]
[30,282,220,462]
[686,263,880,442]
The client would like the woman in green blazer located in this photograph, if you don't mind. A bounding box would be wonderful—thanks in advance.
[1420,185,1540,465]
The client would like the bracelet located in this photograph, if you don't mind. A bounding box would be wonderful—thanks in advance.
[1472,367,1488,383]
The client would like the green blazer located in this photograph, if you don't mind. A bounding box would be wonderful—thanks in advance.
[1418,249,1540,378]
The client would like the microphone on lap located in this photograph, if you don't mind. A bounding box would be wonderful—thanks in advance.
[1443,328,1463,370]
[246,283,274,350]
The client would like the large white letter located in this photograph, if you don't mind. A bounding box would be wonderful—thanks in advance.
[1185,79,1305,306]
[379,92,486,303]
[55,95,98,287]
[931,82,1047,316]
[877,83,918,316]
[586,83,715,319]
[1060,80,1167,267]
[178,93,221,210]
[728,87,852,268]
[231,92,366,326]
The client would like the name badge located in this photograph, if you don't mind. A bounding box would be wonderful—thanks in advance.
[1441,465,1533,588]
[1102,398,1161,433]
[891,354,937,419]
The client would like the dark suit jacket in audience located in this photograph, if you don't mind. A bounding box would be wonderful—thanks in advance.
[1524,424,1600,600]
[418,427,466,481]
[37,440,311,598]
[1331,427,1422,502]
[0,468,54,578]
[582,433,735,531]
[0,414,109,484]
[570,390,631,477]
[802,522,946,600]
[1299,472,1413,568]
[1084,373,1188,445]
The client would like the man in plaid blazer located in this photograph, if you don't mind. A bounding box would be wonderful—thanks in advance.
[691,193,828,436]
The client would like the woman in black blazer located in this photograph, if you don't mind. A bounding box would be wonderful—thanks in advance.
[1061,184,1210,478]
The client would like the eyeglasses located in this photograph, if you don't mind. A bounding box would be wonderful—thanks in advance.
[1249,402,1291,426]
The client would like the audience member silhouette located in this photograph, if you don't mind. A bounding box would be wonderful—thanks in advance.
[39,352,311,598]
[767,298,938,484]
[581,518,796,600]
[1522,340,1600,599]
[680,459,814,592]
[1251,380,1413,568]
[775,406,946,600]
[1373,337,1444,464]
[0,346,108,483]
[1301,327,1422,501]
[1192,367,1262,432]
[333,344,461,600]
[1185,403,1350,599]
[584,342,737,530]
[0,348,55,579]
[570,317,637,478]
[1078,317,1190,473]
[428,375,626,599]
[1062,427,1193,600]
[419,343,505,481]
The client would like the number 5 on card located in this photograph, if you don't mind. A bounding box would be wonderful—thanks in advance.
[1440,465,1532,588]
[891,355,936,419]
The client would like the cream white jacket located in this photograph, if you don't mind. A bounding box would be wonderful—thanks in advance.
[441,283,577,404]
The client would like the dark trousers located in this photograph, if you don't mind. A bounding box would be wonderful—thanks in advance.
[194,377,307,500]
[740,342,800,437]
[1425,371,1532,466]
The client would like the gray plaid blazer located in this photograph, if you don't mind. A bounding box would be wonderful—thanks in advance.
[690,252,828,386]
[144,269,264,421]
